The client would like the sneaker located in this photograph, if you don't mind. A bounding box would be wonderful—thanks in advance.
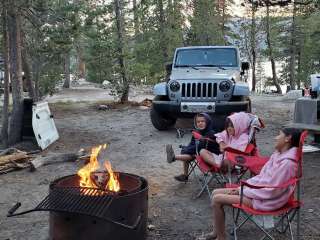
[196,231,217,240]
[174,174,188,182]
[166,144,175,163]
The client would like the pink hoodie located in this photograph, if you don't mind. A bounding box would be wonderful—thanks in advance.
[215,112,251,152]
[243,147,298,211]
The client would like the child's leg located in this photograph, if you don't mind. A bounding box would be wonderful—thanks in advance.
[211,189,252,240]
[166,145,193,164]
[200,149,220,167]
[175,154,194,162]
[175,154,194,178]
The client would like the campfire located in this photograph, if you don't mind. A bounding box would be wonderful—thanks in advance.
[77,144,120,192]
[7,145,149,240]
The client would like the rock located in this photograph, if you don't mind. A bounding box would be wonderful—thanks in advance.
[102,80,111,89]
[138,106,149,110]
[147,224,156,231]
[98,104,110,111]
[139,98,152,107]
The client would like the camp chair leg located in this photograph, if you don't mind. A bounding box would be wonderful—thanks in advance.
[275,209,297,234]
[176,128,184,138]
[196,174,214,198]
[296,208,300,240]
[287,215,294,240]
[232,208,244,240]
[241,212,275,240]
[276,215,289,234]
[187,161,197,179]
[279,216,285,233]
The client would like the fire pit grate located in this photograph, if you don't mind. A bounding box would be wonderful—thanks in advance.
[37,187,115,218]
[7,186,116,221]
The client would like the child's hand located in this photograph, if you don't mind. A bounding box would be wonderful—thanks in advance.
[219,142,228,152]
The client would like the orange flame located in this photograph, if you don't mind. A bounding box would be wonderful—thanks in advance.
[77,144,120,192]
[104,161,120,192]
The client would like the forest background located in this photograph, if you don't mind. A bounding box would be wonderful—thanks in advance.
[0,0,319,146]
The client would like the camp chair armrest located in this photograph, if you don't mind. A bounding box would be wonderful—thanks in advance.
[192,131,215,142]
[239,178,298,190]
[224,147,247,155]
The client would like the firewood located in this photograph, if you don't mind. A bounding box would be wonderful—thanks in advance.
[0,161,30,174]
[30,152,85,171]
[0,152,30,166]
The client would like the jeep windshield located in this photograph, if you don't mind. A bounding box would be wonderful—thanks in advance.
[174,48,238,68]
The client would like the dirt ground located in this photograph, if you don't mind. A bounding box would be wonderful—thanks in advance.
[1,91,320,240]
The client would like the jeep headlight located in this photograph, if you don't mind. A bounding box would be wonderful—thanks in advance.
[219,81,231,92]
[169,81,180,92]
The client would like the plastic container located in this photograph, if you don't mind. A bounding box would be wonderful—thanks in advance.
[311,74,320,91]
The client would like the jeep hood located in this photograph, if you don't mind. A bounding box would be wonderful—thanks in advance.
[170,68,239,81]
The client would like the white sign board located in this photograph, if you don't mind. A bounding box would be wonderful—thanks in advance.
[32,102,59,150]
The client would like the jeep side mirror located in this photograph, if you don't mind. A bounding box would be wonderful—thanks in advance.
[241,62,250,71]
[165,63,173,82]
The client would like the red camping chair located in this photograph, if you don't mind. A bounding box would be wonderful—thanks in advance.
[231,130,308,240]
[194,117,265,199]
[184,131,217,181]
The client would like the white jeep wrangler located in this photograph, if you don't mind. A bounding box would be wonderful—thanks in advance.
[150,46,251,130]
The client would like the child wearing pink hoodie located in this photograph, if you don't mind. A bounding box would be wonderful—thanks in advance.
[197,128,302,240]
[200,111,252,169]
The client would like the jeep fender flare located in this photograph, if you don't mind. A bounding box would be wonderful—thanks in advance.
[153,82,167,96]
[233,82,250,96]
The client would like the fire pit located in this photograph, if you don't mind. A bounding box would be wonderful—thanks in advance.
[7,145,148,240]
[8,173,148,240]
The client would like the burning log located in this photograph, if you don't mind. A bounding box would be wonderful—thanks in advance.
[90,171,110,189]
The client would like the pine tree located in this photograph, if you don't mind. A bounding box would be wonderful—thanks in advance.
[188,0,223,45]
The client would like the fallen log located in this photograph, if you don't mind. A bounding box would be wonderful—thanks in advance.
[30,151,86,171]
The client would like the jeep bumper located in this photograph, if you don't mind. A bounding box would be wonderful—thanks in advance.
[152,100,250,117]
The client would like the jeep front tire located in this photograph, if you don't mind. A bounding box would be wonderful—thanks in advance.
[150,97,176,130]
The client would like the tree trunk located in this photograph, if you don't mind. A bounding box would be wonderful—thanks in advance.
[114,0,129,103]
[220,0,226,45]
[76,45,86,79]
[157,0,168,62]
[74,0,85,80]
[21,46,36,100]
[133,0,139,37]
[297,48,301,89]
[266,4,282,94]
[1,1,10,148]
[250,2,257,92]
[63,52,71,88]
[33,57,40,100]
[289,0,297,90]
[7,2,24,145]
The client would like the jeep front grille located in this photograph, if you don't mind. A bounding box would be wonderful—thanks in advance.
[181,82,217,99]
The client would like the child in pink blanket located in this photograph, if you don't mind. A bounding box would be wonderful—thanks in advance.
[200,111,253,169]
[197,128,302,240]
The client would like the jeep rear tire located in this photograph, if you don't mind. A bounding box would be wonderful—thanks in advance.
[150,97,176,130]
[243,96,252,113]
